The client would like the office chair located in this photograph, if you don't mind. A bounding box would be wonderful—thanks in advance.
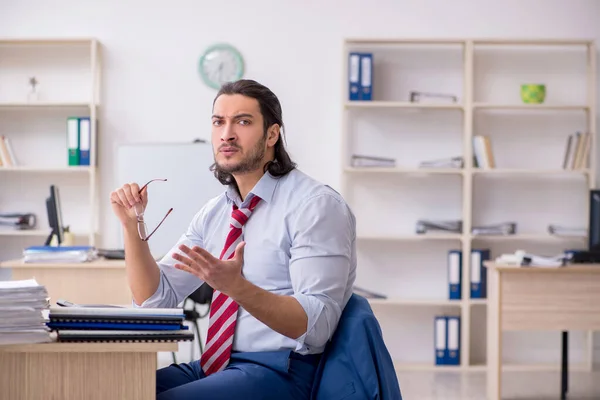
[171,283,214,364]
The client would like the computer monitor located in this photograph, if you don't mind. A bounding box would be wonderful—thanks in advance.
[589,190,600,252]
[44,184,65,246]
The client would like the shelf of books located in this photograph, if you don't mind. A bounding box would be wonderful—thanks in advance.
[341,38,596,371]
[0,38,101,260]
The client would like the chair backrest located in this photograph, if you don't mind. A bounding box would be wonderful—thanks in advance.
[187,283,214,305]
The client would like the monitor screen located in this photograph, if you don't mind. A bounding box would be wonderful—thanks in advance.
[589,190,600,252]
[45,184,65,246]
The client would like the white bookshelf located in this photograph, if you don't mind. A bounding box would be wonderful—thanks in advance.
[341,38,596,371]
[0,38,101,258]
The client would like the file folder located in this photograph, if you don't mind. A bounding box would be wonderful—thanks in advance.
[434,316,447,365]
[448,250,462,300]
[67,117,80,166]
[348,52,361,101]
[446,316,461,365]
[470,249,490,299]
[359,53,373,101]
[78,117,91,166]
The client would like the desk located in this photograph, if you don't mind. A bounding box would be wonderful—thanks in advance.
[485,262,600,400]
[0,341,177,400]
[0,258,131,305]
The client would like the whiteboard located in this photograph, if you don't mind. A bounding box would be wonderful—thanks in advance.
[116,141,225,258]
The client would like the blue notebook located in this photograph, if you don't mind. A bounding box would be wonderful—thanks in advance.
[47,321,187,331]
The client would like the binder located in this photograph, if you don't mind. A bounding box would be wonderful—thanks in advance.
[448,250,462,300]
[78,117,91,166]
[434,316,447,365]
[67,117,80,166]
[470,249,490,299]
[359,53,373,101]
[348,52,361,101]
[446,316,461,365]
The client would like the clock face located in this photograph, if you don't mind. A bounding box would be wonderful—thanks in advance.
[199,44,244,89]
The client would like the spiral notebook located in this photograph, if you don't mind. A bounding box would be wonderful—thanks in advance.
[56,329,195,343]
[48,306,186,323]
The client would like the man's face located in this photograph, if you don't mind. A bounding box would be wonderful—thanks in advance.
[211,94,269,175]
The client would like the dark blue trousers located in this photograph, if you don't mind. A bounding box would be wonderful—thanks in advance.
[156,350,320,400]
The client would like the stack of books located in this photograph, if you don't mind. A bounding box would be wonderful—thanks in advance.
[0,278,52,345]
[47,306,194,343]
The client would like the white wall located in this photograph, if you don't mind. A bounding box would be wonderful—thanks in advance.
[2,0,600,367]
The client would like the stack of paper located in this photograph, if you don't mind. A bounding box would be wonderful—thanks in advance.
[47,306,194,343]
[548,224,586,237]
[23,245,98,263]
[0,278,52,345]
[415,219,463,234]
[418,156,464,169]
[350,154,396,168]
[472,222,517,236]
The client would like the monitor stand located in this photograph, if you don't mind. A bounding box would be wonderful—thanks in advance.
[44,229,59,246]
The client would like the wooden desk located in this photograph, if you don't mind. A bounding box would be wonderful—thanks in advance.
[0,341,177,400]
[485,262,600,400]
[0,258,131,305]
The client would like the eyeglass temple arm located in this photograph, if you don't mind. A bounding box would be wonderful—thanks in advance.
[138,178,168,194]
[143,207,174,242]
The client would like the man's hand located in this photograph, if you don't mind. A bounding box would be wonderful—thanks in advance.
[173,241,308,341]
[172,242,247,298]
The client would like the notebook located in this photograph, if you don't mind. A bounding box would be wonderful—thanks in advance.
[56,329,195,343]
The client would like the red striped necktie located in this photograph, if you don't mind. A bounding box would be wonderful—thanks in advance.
[200,194,262,375]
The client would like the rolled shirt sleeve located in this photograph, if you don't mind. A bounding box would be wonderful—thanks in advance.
[289,192,355,352]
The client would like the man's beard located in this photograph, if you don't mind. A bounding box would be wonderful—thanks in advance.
[215,134,267,174]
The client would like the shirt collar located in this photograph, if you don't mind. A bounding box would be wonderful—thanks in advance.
[225,171,278,207]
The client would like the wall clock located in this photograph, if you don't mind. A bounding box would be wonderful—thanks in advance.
[198,43,245,89]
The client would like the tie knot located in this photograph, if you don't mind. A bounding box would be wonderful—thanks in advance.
[230,195,261,228]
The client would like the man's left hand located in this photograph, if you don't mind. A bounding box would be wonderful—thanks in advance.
[172,242,247,297]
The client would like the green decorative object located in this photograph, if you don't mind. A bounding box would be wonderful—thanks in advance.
[520,84,546,104]
[198,43,245,90]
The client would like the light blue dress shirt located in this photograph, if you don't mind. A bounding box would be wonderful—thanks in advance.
[134,168,357,355]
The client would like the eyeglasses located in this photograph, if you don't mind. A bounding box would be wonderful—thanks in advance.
[134,178,173,241]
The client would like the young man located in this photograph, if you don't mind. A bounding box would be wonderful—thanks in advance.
[110,79,357,399]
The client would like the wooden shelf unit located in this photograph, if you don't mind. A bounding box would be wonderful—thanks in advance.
[341,38,596,371]
[0,38,102,251]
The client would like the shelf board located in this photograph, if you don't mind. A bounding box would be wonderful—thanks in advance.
[473,38,593,46]
[0,166,93,173]
[0,102,92,109]
[394,361,589,372]
[471,233,586,242]
[345,167,463,175]
[368,298,462,306]
[358,234,463,241]
[472,168,589,176]
[345,38,467,46]
[344,101,463,110]
[469,299,488,305]
[0,38,97,45]
[0,229,89,237]
[393,362,463,371]
[473,103,589,111]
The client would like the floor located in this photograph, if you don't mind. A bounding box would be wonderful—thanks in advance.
[397,369,600,400]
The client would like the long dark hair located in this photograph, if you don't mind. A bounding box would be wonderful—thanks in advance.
[210,79,296,186]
